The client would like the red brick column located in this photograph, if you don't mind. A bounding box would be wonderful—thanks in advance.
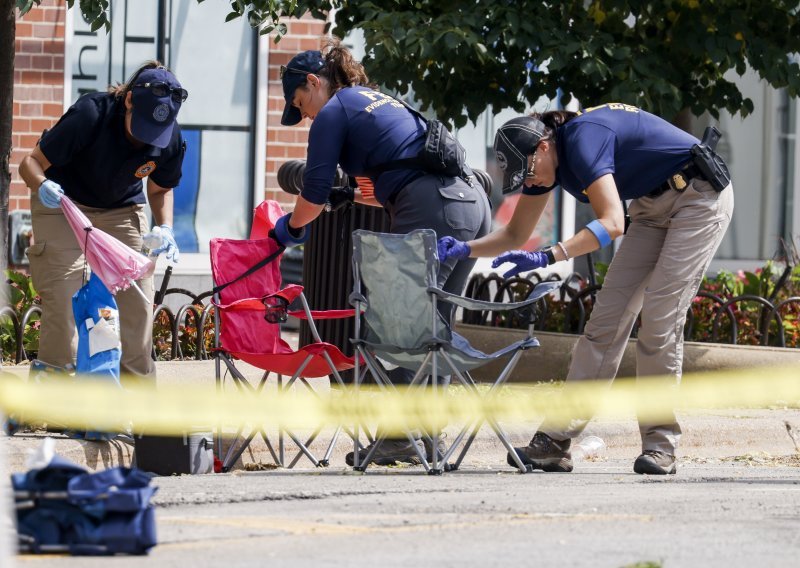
[11,0,66,212]
[265,17,327,208]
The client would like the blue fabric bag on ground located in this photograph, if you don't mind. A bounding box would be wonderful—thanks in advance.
[12,455,158,555]
[72,274,123,440]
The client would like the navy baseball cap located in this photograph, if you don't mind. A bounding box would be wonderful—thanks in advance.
[130,67,184,148]
[494,116,546,193]
[281,50,326,126]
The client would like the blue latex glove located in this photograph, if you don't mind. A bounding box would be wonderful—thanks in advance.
[491,250,549,278]
[272,214,310,247]
[151,224,180,263]
[437,236,471,263]
[38,179,64,208]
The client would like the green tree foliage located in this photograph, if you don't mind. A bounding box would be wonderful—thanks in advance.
[14,1,800,127]
[296,0,800,127]
[16,0,110,30]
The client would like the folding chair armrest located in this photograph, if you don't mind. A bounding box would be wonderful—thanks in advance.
[288,308,355,320]
[428,281,559,312]
[212,284,304,310]
[212,297,265,311]
[265,284,303,305]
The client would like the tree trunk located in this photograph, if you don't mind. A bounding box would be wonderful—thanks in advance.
[0,1,14,273]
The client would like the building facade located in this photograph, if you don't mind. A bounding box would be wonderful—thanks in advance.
[9,1,800,293]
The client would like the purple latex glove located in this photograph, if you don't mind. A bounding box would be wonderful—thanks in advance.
[491,250,549,278]
[437,236,471,263]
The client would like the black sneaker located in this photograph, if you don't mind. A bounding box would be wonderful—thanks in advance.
[507,432,573,472]
[346,438,424,467]
[633,450,677,475]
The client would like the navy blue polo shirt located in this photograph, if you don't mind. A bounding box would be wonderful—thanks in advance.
[39,92,184,209]
[523,103,699,203]
[302,86,427,205]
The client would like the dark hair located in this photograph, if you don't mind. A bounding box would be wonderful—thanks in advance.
[529,110,579,142]
[108,60,169,99]
[317,37,376,95]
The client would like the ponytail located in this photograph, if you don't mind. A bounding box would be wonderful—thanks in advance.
[319,37,376,95]
[530,110,578,142]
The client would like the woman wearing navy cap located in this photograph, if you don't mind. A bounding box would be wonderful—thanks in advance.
[439,104,734,475]
[276,38,491,466]
[18,60,187,384]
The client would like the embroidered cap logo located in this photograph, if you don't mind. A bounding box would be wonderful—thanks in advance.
[153,104,170,122]
[496,151,508,171]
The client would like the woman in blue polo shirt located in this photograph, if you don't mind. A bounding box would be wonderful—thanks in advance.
[18,61,186,384]
[276,38,491,466]
[439,104,734,475]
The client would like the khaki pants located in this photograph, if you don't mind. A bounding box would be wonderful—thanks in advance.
[541,178,734,454]
[28,197,156,382]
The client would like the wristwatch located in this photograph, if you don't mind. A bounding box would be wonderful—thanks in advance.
[543,247,556,265]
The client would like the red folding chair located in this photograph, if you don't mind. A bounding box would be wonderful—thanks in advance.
[210,200,356,470]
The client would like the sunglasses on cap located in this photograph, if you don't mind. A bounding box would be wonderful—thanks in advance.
[280,65,310,80]
[134,82,189,103]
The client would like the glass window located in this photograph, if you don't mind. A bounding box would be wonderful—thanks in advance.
[68,0,258,252]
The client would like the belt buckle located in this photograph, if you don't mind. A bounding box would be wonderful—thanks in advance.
[670,173,688,192]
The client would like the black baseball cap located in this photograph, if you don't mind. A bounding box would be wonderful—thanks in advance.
[493,116,546,193]
[281,50,326,126]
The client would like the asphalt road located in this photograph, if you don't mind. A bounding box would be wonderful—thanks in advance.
[11,457,800,568]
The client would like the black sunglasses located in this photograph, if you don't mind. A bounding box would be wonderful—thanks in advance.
[134,82,188,103]
[279,65,309,80]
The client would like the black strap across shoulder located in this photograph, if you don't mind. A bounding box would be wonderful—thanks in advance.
[212,244,285,296]
[364,98,470,181]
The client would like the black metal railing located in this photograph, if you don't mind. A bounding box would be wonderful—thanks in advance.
[459,269,800,348]
[2,270,798,365]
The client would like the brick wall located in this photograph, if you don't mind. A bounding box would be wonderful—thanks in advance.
[11,0,67,212]
[264,17,327,208]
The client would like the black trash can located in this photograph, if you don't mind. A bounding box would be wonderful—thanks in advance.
[299,203,390,363]
[275,160,391,369]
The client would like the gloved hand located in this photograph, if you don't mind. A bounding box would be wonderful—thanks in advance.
[142,225,163,254]
[491,250,549,278]
[38,179,64,208]
[437,236,471,263]
[149,224,180,263]
[271,213,310,247]
[324,185,355,213]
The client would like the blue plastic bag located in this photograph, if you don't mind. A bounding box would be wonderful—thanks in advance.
[72,273,122,384]
[72,274,123,440]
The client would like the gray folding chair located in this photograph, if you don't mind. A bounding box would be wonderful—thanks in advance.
[349,229,558,474]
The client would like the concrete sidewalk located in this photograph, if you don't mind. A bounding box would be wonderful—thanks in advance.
[3,327,800,475]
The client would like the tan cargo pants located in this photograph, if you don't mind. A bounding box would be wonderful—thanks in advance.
[28,197,156,382]
[541,178,734,455]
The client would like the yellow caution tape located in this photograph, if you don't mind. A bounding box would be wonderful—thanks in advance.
[0,366,798,436]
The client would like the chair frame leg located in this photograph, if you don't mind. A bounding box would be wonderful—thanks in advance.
[441,350,533,473]
[353,349,434,473]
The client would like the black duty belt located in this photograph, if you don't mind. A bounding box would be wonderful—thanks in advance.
[647,163,704,198]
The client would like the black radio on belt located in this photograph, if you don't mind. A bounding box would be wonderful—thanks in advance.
[690,126,731,192]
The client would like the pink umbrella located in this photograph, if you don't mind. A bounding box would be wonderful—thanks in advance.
[60,196,155,303]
